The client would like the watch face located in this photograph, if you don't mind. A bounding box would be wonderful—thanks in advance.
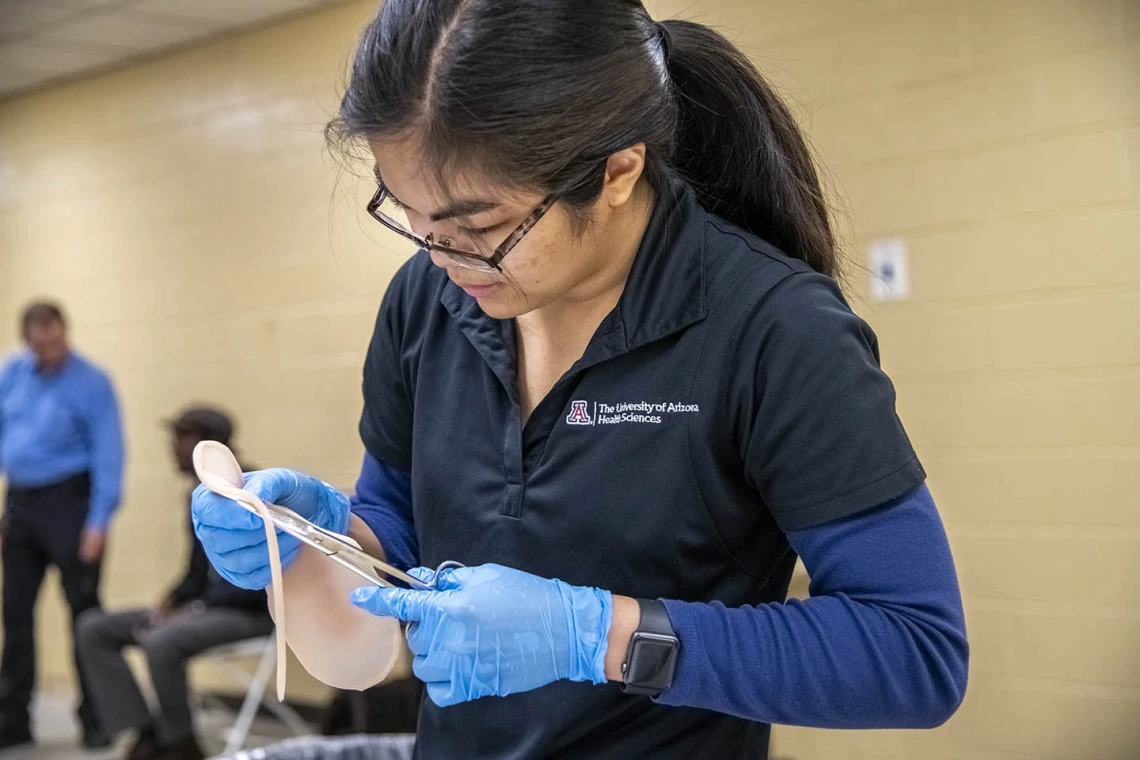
[627,633,678,690]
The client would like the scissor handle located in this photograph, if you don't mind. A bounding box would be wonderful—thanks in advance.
[428,560,466,587]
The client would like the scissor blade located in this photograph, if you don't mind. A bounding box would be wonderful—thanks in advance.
[256,500,431,589]
[325,543,431,590]
[324,552,396,587]
[257,504,338,556]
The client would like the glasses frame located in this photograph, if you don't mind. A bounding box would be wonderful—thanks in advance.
[367,185,557,272]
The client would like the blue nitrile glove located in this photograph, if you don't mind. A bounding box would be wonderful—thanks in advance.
[351,563,613,707]
[191,468,351,590]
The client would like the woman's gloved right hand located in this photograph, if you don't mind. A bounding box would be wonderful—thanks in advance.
[192,468,352,590]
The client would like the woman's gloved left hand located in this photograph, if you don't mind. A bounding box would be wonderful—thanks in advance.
[350,563,613,706]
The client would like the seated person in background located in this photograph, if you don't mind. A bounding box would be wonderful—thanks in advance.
[78,406,272,760]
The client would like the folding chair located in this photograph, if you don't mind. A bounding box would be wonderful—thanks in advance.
[194,633,310,755]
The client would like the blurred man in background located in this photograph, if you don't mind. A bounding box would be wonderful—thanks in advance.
[0,301,124,751]
[79,406,272,760]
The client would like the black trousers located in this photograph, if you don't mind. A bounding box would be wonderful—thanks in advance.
[0,472,102,732]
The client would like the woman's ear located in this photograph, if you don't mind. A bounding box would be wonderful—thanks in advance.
[601,144,647,209]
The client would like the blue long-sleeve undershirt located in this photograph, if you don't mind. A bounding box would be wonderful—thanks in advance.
[658,483,968,728]
[350,452,419,572]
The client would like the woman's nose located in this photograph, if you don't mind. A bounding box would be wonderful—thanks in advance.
[427,247,452,270]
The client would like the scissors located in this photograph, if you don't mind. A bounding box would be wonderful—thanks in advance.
[256,499,463,590]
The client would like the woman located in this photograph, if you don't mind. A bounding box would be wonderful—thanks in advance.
[192,2,968,758]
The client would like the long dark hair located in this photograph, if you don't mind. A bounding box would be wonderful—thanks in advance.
[328,0,838,278]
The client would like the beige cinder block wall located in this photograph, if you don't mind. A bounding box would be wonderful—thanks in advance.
[645,0,1140,758]
[2,0,1138,752]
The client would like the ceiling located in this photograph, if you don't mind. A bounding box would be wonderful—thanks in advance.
[0,0,355,101]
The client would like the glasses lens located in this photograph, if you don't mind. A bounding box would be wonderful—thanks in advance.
[441,251,497,271]
[374,194,495,258]
[374,194,413,231]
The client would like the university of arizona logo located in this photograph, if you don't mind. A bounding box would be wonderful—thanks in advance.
[565,400,594,425]
[566,399,701,427]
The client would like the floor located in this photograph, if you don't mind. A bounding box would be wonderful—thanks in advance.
[5,689,305,760]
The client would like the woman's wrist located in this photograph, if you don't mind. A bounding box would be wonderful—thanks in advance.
[604,594,641,682]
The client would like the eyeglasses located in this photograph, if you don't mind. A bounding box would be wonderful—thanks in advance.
[366,185,556,272]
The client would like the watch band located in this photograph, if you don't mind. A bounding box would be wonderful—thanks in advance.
[621,598,679,696]
[634,597,673,637]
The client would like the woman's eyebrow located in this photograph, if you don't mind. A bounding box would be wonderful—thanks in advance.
[429,199,499,222]
[373,165,500,221]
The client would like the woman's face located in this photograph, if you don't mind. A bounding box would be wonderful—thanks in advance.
[369,136,644,320]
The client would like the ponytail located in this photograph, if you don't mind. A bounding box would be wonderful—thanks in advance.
[659,21,838,278]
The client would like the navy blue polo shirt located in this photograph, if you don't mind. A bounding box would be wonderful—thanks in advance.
[359,179,924,758]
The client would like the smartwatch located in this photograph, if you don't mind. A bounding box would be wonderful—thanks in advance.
[620,598,679,697]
